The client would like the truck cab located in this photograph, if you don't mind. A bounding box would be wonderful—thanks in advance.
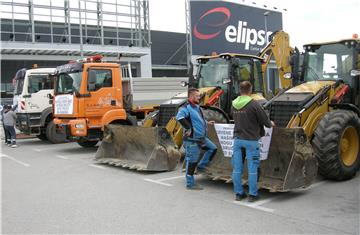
[53,55,136,147]
[13,67,66,143]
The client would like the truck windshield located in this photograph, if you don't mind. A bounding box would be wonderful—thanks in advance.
[56,72,82,94]
[303,43,354,84]
[14,79,24,95]
[28,75,54,94]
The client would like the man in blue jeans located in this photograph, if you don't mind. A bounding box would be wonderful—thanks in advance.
[176,88,217,190]
[231,81,274,202]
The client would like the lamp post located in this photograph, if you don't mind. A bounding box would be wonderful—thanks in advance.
[78,0,84,57]
[264,11,270,43]
[263,11,270,93]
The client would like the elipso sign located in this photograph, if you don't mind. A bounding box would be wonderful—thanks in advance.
[190,1,283,55]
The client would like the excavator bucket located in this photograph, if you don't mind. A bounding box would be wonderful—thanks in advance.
[95,124,181,171]
[204,125,318,192]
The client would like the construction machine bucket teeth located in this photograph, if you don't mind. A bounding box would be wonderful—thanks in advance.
[204,125,318,192]
[95,124,181,171]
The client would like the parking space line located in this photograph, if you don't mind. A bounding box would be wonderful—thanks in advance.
[144,178,173,187]
[89,164,106,170]
[55,155,69,160]
[231,200,275,213]
[33,145,67,152]
[157,175,183,182]
[1,153,30,167]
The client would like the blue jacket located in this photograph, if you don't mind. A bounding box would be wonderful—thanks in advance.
[176,103,207,140]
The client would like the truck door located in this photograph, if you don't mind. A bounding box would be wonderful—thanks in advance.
[27,74,54,113]
[84,68,116,123]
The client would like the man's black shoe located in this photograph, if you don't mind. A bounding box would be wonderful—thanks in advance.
[248,195,259,202]
[235,193,247,201]
[186,184,203,190]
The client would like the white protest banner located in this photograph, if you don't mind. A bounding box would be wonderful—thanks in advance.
[214,124,234,157]
[54,94,73,115]
[214,124,273,160]
[259,127,273,160]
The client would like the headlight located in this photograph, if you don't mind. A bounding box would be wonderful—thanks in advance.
[75,123,85,129]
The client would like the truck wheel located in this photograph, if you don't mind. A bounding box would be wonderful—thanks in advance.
[37,133,47,141]
[312,110,360,180]
[46,120,67,144]
[77,140,98,148]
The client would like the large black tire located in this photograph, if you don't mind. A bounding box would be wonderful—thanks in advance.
[37,133,47,141]
[201,108,228,123]
[46,120,67,144]
[77,139,98,148]
[312,110,360,180]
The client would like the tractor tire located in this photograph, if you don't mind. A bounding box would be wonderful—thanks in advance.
[46,120,67,144]
[77,140,98,148]
[201,108,228,123]
[312,110,360,180]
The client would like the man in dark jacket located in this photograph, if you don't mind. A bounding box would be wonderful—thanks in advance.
[231,81,274,202]
[3,104,17,147]
[176,88,217,190]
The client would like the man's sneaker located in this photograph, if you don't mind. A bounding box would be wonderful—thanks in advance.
[186,184,203,190]
[11,144,17,148]
[248,195,259,202]
[235,193,247,201]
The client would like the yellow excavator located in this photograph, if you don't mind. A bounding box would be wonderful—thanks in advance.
[94,30,319,192]
[267,36,360,180]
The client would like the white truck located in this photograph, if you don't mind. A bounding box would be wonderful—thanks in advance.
[13,67,66,143]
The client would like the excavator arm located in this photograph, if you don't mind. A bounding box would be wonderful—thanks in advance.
[259,31,296,90]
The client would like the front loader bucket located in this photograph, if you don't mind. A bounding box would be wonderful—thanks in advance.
[95,124,181,171]
[204,125,318,192]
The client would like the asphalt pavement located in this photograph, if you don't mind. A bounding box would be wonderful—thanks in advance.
[1,138,359,234]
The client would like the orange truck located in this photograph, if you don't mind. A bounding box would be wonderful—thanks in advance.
[53,55,153,147]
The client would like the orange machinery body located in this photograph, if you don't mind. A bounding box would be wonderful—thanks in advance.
[53,61,130,140]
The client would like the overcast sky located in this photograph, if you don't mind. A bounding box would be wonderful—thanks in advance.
[149,0,360,50]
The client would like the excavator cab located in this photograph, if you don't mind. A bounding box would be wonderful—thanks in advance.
[191,54,266,113]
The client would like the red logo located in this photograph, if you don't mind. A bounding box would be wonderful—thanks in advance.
[193,7,231,40]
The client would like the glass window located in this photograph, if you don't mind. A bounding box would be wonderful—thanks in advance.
[87,69,112,92]
[56,72,82,94]
[303,43,354,84]
[28,75,54,94]
[14,79,24,95]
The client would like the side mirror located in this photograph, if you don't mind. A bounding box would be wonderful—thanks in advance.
[47,93,53,99]
[180,81,189,87]
[350,70,360,77]
[222,78,231,84]
[88,70,97,91]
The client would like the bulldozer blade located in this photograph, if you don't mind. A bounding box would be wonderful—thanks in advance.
[95,124,181,171]
[204,125,318,192]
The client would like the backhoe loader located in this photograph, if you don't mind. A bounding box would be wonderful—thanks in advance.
[266,37,360,181]
[95,31,320,191]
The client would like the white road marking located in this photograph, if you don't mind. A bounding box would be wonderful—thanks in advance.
[55,155,69,160]
[88,164,106,170]
[0,153,30,167]
[231,200,275,213]
[33,145,67,152]
[144,178,173,187]
[157,175,183,182]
